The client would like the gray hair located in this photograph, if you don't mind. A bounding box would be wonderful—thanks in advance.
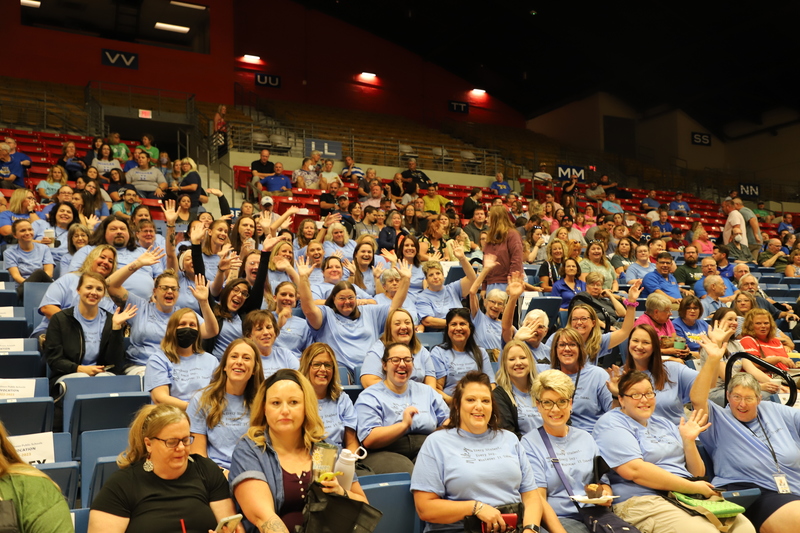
[486,288,508,304]
[407,158,416,164]
[380,268,401,284]
[0,143,10,151]
[704,274,723,292]
[727,372,761,396]
[523,308,549,328]
[644,293,672,313]
[739,274,759,288]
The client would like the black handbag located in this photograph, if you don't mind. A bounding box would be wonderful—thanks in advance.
[537,427,640,533]
[0,498,19,533]
[299,483,383,533]
[463,502,524,533]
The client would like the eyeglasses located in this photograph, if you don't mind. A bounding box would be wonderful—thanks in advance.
[486,300,505,307]
[620,392,656,400]
[150,436,194,448]
[335,296,356,302]
[157,285,179,292]
[231,287,250,298]
[557,342,578,349]
[730,394,758,404]
[532,225,542,230]
[387,356,413,365]
[571,316,592,323]
[310,362,333,370]
[538,398,570,410]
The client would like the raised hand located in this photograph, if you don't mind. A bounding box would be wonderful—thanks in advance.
[295,255,314,279]
[698,331,728,358]
[679,409,711,442]
[86,214,100,228]
[514,319,539,342]
[381,249,398,264]
[323,212,341,228]
[372,262,386,280]
[451,243,465,260]
[505,271,525,299]
[190,222,207,245]
[482,253,498,270]
[218,250,239,274]
[332,250,344,260]
[189,274,209,302]
[342,258,355,275]
[626,279,643,302]
[396,259,412,279]
[136,246,166,267]
[261,235,282,252]
[273,256,292,273]
[429,250,443,263]
[218,243,233,259]
[161,198,178,225]
[605,364,622,396]
[112,304,138,329]
[205,188,223,197]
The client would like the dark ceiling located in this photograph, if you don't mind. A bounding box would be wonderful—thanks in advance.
[298,0,800,140]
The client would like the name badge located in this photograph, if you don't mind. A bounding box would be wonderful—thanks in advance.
[773,473,791,494]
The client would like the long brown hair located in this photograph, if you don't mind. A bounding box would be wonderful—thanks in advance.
[622,325,673,391]
[486,205,513,244]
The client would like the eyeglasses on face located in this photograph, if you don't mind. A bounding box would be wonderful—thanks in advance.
[620,392,655,400]
[231,287,250,298]
[556,342,578,349]
[387,357,413,365]
[157,285,179,292]
[538,398,570,410]
[310,362,333,370]
[730,394,758,404]
[150,436,194,448]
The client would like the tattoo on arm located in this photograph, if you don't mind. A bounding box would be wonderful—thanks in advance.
[110,294,128,308]
[168,230,176,247]
[260,517,290,533]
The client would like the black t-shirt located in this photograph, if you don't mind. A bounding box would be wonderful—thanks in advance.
[91,455,229,533]
[251,160,275,175]
[401,169,432,193]
[462,197,480,220]
[180,172,203,207]
[320,192,336,216]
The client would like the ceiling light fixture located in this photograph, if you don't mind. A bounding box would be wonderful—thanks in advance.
[472,89,486,94]
[21,0,41,7]
[243,55,261,61]
[360,72,376,78]
[170,1,206,10]
[155,22,190,34]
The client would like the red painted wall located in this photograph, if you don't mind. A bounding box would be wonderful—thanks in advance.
[233,0,524,128]
[6,1,234,105]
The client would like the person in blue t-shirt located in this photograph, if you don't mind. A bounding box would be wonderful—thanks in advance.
[188,338,264,472]
[489,172,511,195]
[4,219,54,296]
[594,370,755,533]
[243,310,299,378]
[692,337,800,533]
[416,245,478,331]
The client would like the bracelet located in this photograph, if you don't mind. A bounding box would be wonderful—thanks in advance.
[472,501,484,516]
[341,489,348,499]
[166,224,175,228]
[612,395,619,400]
[622,298,638,307]
[322,225,328,230]
[522,525,540,533]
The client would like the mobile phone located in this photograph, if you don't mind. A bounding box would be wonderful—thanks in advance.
[215,513,243,533]
[481,514,517,532]
[103,365,115,371]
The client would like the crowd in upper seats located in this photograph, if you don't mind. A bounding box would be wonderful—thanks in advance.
[4,132,800,533]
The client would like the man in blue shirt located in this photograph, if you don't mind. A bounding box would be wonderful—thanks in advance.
[489,172,511,196]
[701,275,726,318]
[640,190,661,214]
[668,191,696,217]
[693,257,736,300]
[642,252,682,307]
[0,142,25,189]
[601,192,624,215]
[259,162,292,196]
[651,209,673,233]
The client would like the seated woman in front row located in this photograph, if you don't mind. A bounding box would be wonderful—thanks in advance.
[229,370,368,533]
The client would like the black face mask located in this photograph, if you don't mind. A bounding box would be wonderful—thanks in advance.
[176,327,199,348]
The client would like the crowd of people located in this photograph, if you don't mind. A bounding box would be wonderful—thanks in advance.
[2,136,800,533]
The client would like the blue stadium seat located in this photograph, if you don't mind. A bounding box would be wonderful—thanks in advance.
[60,375,143,433]
[764,284,789,297]
[37,461,79,508]
[524,296,562,327]
[0,308,29,338]
[417,332,444,348]
[360,472,421,533]
[342,384,362,403]
[0,289,16,306]
[71,508,90,533]
[23,282,50,333]
[0,397,53,435]
[69,392,150,460]
[0,376,49,396]
[53,432,72,461]
[784,278,800,286]
[80,428,129,506]
[443,266,465,285]
[0,356,45,378]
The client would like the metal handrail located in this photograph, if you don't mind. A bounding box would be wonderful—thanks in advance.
[724,352,797,407]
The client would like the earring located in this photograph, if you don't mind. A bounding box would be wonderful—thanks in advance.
[143,452,154,472]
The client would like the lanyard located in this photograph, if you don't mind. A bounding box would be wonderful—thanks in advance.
[739,414,781,472]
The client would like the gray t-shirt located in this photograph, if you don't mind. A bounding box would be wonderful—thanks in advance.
[125,166,166,192]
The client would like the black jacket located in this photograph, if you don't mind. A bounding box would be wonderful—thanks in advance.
[492,386,523,439]
[44,307,124,385]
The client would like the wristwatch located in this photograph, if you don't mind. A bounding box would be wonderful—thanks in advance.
[521,525,540,533]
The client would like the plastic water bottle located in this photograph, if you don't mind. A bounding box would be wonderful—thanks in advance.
[334,447,367,490]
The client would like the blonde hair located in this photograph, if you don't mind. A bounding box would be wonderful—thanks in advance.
[0,420,56,483]
[118,404,189,468]
[532,369,575,401]
[486,205,514,244]
[495,340,538,407]
[46,165,68,185]
[568,304,602,364]
[246,370,325,452]
[160,308,203,364]
[299,343,343,401]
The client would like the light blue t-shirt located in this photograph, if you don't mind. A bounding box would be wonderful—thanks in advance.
[566,364,613,433]
[472,311,503,352]
[411,428,538,533]
[273,314,313,358]
[430,346,496,396]
[211,316,243,360]
[187,392,250,470]
[593,409,691,503]
[360,340,435,384]
[69,245,155,301]
[125,293,182,367]
[511,384,541,435]
[175,271,200,314]
[644,361,698,425]
[311,304,390,374]
[700,401,800,494]
[323,240,356,260]
[374,293,419,324]
[31,221,69,265]
[267,270,291,292]
[624,262,655,282]
[319,394,358,450]
[409,265,425,295]
[415,282,464,323]
[311,281,371,302]
[3,243,54,282]
[354,380,448,443]
[73,308,107,366]
[522,426,604,518]
[260,346,300,378]
[144,349,217,402]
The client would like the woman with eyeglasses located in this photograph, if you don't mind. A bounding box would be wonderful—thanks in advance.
[187,338,264,476]
[671,295,709,359]
[522,369,613,533]
[243,310,299,378]
[355,343,449,474]
[107,250,219,375]
[549,327,613,433]
[690,337,800,533]
[606,325,698,425]
[89,404,243,533]
[593,370,755,533]
[566,280,642,366]
[469,254,507,355]
[300,343,360,454]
